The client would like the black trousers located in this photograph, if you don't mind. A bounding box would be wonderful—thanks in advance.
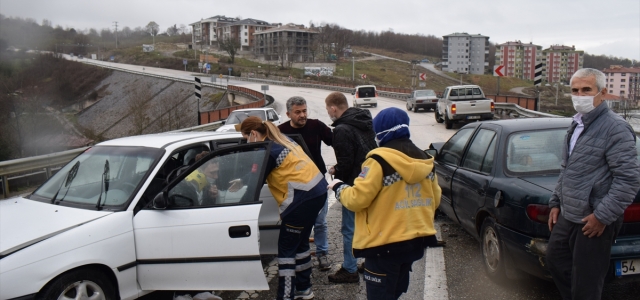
[546,213,622,300]
[362,248,425,300]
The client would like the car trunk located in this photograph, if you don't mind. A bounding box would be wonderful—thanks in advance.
[357,87,376,98]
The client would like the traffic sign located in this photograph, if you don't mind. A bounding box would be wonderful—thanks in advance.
[360,74,367,79]
[183,59,188,65]
[206,63,211,70]
[228,67,232,72]
[419,73,426,81]
[419,82,426,87]
[493,65,505,77]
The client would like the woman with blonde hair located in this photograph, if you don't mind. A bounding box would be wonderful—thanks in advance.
[235,116,327,300]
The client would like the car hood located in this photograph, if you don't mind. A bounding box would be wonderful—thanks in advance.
[215,124,238,132]
[0,198,112,257]
[518,175,559,193]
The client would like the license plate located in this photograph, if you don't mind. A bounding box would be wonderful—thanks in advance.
[467,116,480,120]
[364,99,370,101]
[615,259,640,276]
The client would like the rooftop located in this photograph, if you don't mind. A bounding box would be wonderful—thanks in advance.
[603,65,640,73]
[229,18,271,26]
[253,23,319,35]
[443,32,488,38]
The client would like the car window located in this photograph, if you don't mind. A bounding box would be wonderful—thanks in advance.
[473,88,482,95]
[442,88,449,97]
[506,129,565,174]
[226,110,267,125]
[481,137,496,173]
[462,129,496,172]
[440,128,474,165]
[450,89,458,96]
[357,87,376,98]
[268,110,279,121]
[168,149,266,208]
[415,90,436,97]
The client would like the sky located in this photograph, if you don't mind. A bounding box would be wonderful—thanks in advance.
[1,0,639,61]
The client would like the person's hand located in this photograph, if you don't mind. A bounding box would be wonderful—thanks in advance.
[209,184,218,198]
[548,207,560,231]
[582,213,606,238]
[228,179,243,192]
[327,179,343,190]
[328,166,335,175]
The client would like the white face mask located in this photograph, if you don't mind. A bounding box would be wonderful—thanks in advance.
[375,124,409,146]
[571,91,600,114]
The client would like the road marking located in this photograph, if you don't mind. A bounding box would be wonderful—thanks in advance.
[424,223,449,299]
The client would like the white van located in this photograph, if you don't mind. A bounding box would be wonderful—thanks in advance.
[351,85,378,108]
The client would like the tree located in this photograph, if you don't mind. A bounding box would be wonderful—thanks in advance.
[166,24,178,36]
[145,21,160,45]
[219,37,240,63]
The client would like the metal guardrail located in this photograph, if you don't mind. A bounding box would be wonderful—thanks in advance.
[494,103,562,118]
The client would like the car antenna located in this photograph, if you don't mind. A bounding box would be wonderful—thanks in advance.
[51,161,80,204]
[96,160,110,210]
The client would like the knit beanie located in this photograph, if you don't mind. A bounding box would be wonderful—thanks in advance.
[372,107,410,147]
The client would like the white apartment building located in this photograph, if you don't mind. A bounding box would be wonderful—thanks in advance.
[442,32,490,75]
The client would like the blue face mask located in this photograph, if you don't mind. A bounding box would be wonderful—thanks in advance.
[375,124,409,146]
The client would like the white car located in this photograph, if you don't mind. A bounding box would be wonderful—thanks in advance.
[0,132,283,300]
[215,108,282,132]
[351,85,378,108]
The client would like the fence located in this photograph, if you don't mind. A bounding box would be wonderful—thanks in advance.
[488,95,538,111]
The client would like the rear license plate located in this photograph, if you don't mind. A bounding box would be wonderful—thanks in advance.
[615,259,640,276]
[364,99,370,101]
[467,116,480,120]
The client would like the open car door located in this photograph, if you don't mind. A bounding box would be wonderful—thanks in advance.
[133,142,271,291]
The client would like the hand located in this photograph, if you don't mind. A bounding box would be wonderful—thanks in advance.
[548,207,560,231]
[327,179,343,190]
[328,166,335,175]
[228,179,243,192]
[582,213,606,238]
[208,184,218,198]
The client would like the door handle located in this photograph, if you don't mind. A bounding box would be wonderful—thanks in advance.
[229,225,251,238]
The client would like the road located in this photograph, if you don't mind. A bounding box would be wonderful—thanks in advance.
[75,58,637,299]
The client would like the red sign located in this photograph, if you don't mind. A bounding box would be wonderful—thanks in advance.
[493,65,505,77]
[419,73,426,81]
[360,74,367,79]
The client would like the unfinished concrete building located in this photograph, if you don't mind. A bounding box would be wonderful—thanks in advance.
[253,24,319,63]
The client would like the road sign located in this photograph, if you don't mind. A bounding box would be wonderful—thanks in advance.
[110,56,114,61]
[183,59,187,65]
[261,85,269,91]
[419,73,426,81]
[206,63,211,70]
[360,74,367,79]
[198,62,202,69]
[228,67,232,72]
[493,65,505,77]
[419,82,426,87]
[534,63,544,86]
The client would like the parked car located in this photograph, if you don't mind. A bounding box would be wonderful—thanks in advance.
[215,108,282,132]
[421,58,430,63]
[406,89,438,112]
[351,85,378,108]
[435,85,494,129]
[0,132,284,300]
[427,118,640,281]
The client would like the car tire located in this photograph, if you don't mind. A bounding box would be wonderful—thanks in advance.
[39,268,117,300]
[480,218,507,281]
[444,113,453,129]
[413,105,418,113]
[373,104,377,108]
[406,103,412,111]
[435,110,444,123]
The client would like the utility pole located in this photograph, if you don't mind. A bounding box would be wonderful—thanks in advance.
[352,56,354,81]
[113,22,118,48]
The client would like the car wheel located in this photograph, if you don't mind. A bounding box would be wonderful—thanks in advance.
[435,110,444,123]
[39,268,117,300]
[481,218,507,281]
[444,113,453,129]
[406,102,412,111]
[373,104,377,108]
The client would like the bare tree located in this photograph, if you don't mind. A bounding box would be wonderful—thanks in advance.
[166,24,178,36]
[308,35,320,62]
[219,37,240,63]
[127,85,152,135]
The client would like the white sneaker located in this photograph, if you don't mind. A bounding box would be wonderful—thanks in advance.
[294,288,314,299]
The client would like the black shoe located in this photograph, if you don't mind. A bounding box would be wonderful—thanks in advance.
[328,267,359,283]
[317,254,331,271]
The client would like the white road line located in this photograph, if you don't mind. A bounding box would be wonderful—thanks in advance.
[424,224,449,299]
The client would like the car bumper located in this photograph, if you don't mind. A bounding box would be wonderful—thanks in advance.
[497,225,640,280]
[415,102,437,109]
[450,113,494,121]
[355,99,377,105]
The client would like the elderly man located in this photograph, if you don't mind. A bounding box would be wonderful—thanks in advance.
[546,68,640,300]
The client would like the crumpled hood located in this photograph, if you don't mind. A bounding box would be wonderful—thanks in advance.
[367,147,434,184]
[0,197,112,257]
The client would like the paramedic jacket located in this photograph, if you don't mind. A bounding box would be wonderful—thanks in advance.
[331,138,441,258]
[261,139,328,218]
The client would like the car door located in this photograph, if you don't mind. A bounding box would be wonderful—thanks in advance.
[133,142,272,291]
[451,127,498,238]
[433,127,475,223]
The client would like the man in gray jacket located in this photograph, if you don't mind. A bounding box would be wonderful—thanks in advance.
[547,68,639,300]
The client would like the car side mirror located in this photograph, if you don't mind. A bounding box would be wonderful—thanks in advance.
[351,92,355,95]
[425,149,438,158]
[152,192,168,209]
[221,120,226,125]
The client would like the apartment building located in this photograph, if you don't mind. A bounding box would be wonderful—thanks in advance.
[189,15,239,47]
[495,41,543,80]
[442,32,490,75]
[253,24,318,62]
[542,45,583,83]
[603,65,640,102]
[219,18,274,51]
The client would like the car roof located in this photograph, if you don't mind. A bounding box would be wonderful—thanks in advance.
[231,108,274,112]
[97,131,241,149]
[355,85,376,88]
[467,117,572,132]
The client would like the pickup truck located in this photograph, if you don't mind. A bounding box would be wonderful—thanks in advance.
[435,85,494,129]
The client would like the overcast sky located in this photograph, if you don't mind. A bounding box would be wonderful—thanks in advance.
[2,0,639,60]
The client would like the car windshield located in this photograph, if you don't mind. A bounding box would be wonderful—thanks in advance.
[226,110,267,125]
[415,90,436,97]
[357,87,376,98]
[505,129,566,175]
[30,146,163,210]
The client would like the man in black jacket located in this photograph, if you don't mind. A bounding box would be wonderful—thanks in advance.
[324,91,377,283]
